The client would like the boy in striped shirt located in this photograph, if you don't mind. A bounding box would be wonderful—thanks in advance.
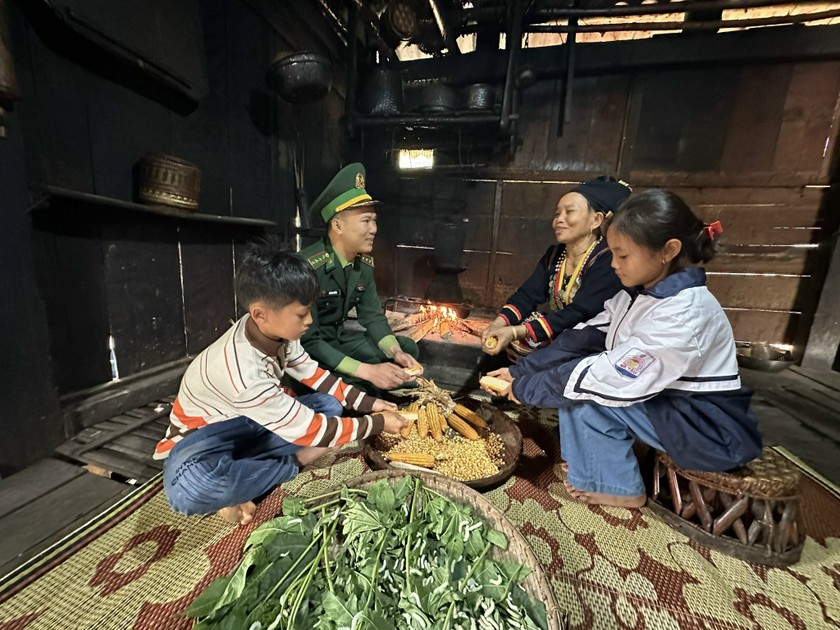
[156,244,406,525]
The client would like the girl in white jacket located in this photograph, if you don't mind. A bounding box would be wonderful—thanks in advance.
[486,190,761,508]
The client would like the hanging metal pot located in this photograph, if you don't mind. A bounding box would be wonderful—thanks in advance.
[462,84,495,111]
[380,0,418,45]
[420,84,457,113]
[266,52,332,104]
[360,66,404,115]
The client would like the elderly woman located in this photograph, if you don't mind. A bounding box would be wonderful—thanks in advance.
[481,176,631,358]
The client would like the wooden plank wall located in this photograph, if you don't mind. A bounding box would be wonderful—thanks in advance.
[0,0,346,472]
[370,59,840,347]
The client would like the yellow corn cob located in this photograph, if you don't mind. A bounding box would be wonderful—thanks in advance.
[454,404,488,429]
[388,452,436,468]
[427,405,443,442]
[479,375,510,394]
[417,405,429,438]
[438,407,448,430]
[448,414,480,440]
[400,417,415,438]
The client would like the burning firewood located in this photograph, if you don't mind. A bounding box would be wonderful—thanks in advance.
[390,311,430,333]
[408,319,435,342]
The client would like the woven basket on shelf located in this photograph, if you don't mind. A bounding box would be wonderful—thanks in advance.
[311,469,566,630]
[364,399,522,490]
[138,153,201,211]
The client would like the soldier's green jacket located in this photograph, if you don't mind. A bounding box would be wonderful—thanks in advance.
[298,238,400,375]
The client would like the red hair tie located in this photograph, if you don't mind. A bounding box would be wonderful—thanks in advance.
[704,221,723,240]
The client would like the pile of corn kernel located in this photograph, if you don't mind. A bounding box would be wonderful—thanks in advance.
[375,426,505,481]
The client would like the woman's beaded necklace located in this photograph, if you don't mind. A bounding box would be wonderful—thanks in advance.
[550,237,600,309]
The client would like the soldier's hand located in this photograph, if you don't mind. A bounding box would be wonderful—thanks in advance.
[392,350,423,378]
[358,362,409,390]
[380,411,408,435]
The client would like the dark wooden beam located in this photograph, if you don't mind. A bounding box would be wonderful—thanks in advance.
[801,231,840,371]
[402,24,840,86]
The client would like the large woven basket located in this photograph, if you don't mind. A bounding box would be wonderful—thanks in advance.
[138,153,201,211]
[365,399,522,490]
[312,469,566,629]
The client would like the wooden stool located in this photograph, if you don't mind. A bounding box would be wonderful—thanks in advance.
[647,448,804,566]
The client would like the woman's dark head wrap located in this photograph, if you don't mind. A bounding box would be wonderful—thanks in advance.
[571,176,632,215]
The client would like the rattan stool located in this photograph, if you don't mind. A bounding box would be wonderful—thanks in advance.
[647,447,804,566]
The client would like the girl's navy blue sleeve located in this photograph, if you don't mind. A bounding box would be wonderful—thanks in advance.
[510,326,607,406]
[526,249,622,343]
[498,246,555,325]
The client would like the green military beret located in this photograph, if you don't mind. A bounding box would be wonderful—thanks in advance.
[309,162,381,224]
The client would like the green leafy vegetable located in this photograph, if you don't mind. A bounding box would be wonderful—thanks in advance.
[185,478,552,630]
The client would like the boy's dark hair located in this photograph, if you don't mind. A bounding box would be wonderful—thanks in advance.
[235,238,319,311]
[610,189,718,267]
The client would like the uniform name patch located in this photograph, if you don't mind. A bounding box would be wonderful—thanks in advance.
[614,348,657,379]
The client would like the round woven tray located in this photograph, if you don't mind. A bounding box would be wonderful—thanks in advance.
[364,399,522,490]
[312,469,565,630]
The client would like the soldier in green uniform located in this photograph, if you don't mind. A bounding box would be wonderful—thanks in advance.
[298,163,423,392]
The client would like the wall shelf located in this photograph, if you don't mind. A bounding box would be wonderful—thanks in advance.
[29,185,277,228]
[352,111,516,129]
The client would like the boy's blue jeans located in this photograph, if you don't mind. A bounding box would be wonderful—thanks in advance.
[163,393,344,515]
[559,401,664,497]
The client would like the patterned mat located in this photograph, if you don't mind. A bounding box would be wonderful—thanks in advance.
[1,409,839,630]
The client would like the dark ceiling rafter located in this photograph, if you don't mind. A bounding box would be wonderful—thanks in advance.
[462,0,832,21]
[521,7,840,33]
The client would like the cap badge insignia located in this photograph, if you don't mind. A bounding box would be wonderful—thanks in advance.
[355,172,365,189]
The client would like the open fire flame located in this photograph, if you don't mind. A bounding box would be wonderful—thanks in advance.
[393,303,478,342]
[413,304,464,340]
[421,304,459,327]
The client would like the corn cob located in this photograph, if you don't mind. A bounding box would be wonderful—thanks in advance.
[453,403,488,429]
[427,405,444,442]
[417,405,429,438]
[479,375,510,394]
[388,452,436,468]
[399,403,420,437]
[448,414,480,440]
[438,407,448,430]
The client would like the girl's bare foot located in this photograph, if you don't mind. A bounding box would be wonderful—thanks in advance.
[217,501,257,525]
[560,461,569,473]
[562,479,645,508]
[296,446,337,467]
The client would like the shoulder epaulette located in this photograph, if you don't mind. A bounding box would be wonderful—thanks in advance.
[306,250,330,270]
[359,254,374,268]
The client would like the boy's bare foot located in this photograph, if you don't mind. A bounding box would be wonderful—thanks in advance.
[296,446,336,467]
[562,479,645,508]
[217,501,257,525]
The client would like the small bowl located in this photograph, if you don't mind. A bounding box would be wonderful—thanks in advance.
[736,342,795,372]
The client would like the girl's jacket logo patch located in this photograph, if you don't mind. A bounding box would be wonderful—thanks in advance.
[615,348,656,379]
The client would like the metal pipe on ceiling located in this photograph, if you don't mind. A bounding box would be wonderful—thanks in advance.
[499,0,524,135]
[463,0,829,21]
[428,0,462,54]
[519,8,840,33]
[349,0,396,60]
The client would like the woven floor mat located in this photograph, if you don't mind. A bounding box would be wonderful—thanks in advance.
[0,409,838,630]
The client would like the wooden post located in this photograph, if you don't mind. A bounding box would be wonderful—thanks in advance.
[801,229,840,370]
